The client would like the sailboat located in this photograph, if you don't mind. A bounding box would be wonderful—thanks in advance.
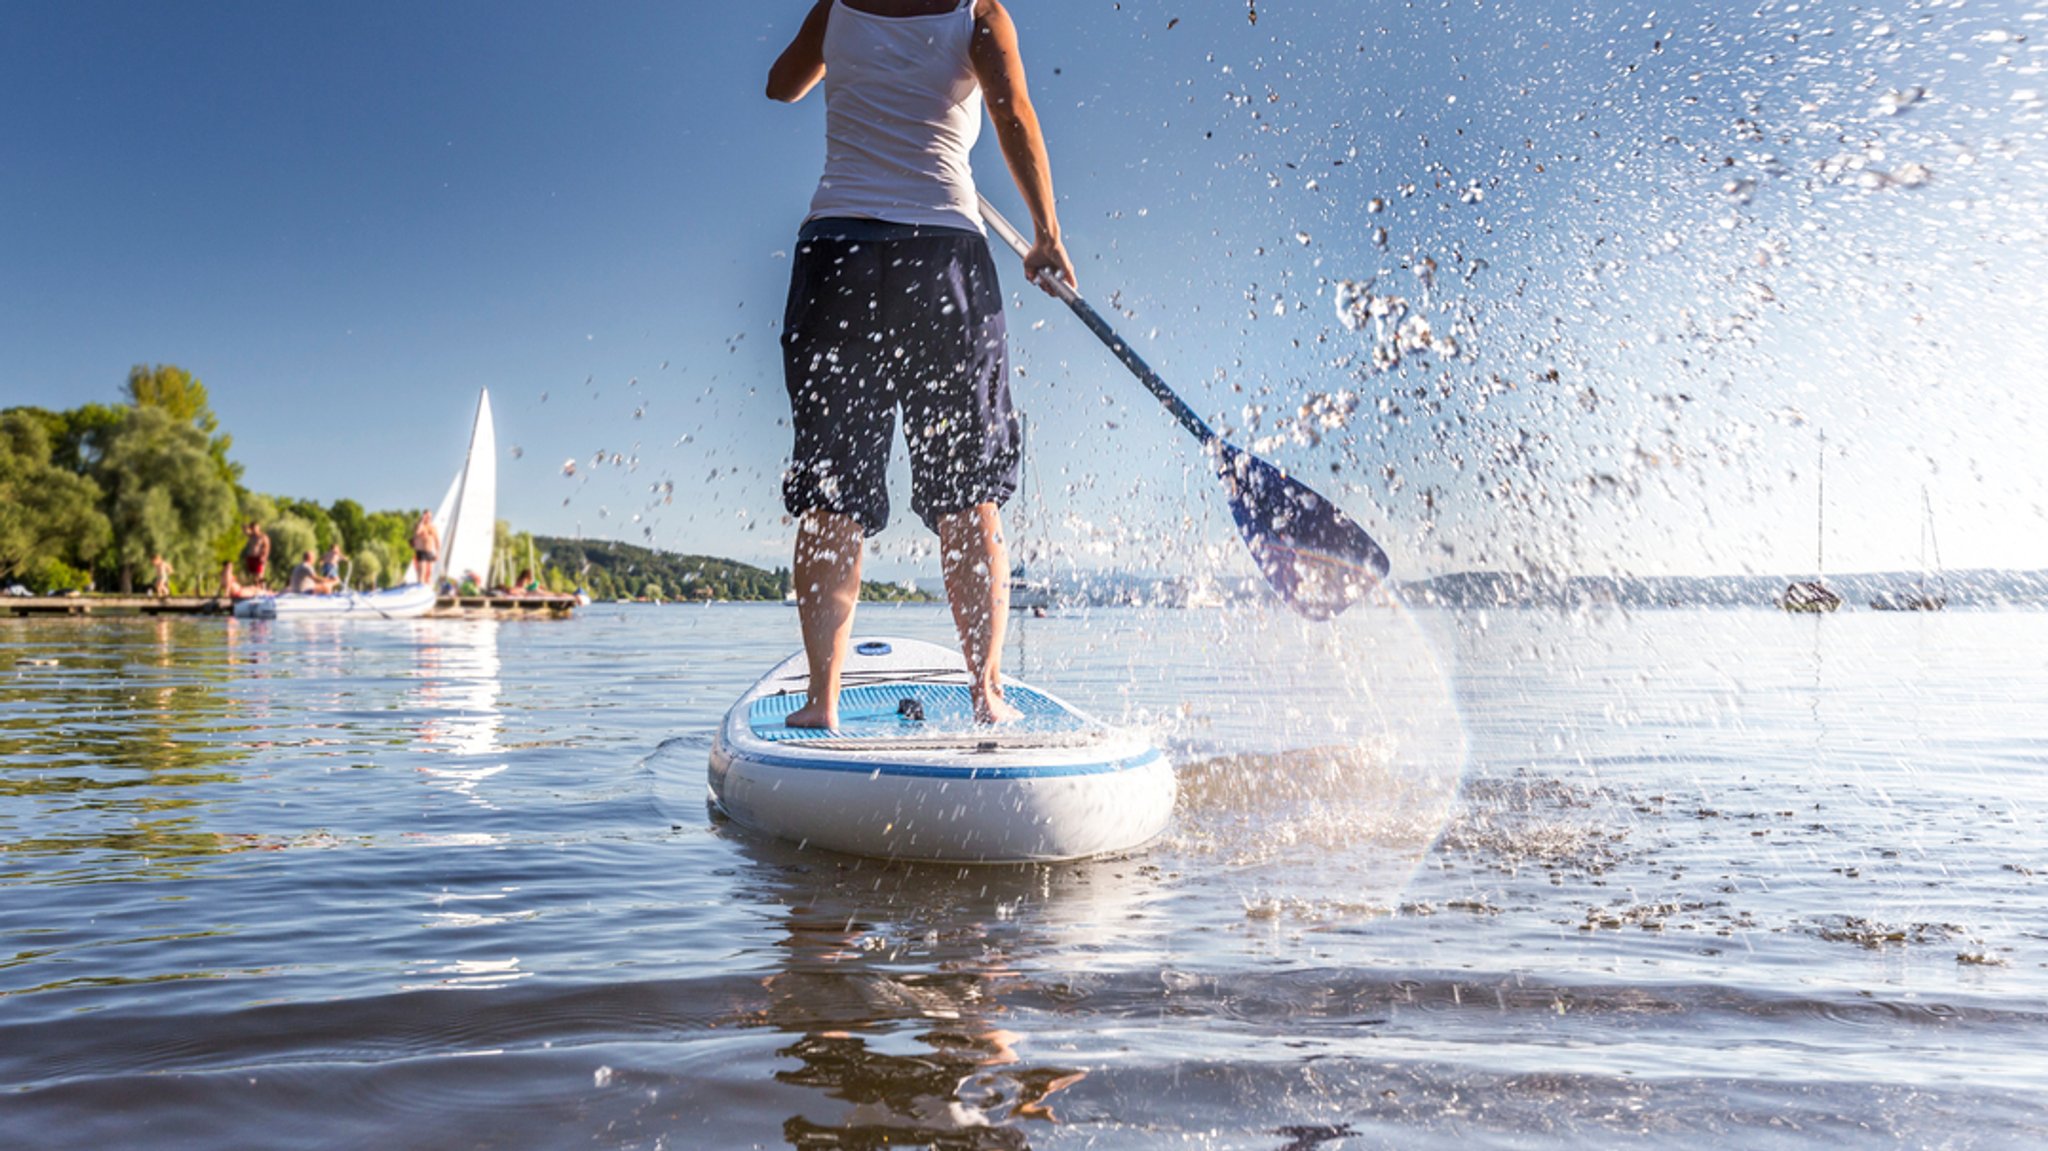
[1778,430,1842,613]
[1871,488,1947,611]
[432,389,497,594]
[233,389,493,620]
[1008,412,1055,612]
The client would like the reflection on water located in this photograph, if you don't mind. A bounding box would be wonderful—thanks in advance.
[405,619,506,804]
[726,834,1139,1149]
[0,619,248,880]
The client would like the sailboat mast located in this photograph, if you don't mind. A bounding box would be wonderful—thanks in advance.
[1815,430,1826,579]
[1923,486,1942,598]
[1019,411,1031,568]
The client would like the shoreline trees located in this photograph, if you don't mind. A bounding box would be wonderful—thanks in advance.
[3,364,933,603]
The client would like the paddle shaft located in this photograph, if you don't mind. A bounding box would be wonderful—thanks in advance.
[978,198,1216,444]
[978,193,1393,617]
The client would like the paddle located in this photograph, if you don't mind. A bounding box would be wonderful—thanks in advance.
[978,196,1392,620]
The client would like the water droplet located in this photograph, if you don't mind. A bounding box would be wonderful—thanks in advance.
[1892,161,1932,188]
[1875,86,1924,116]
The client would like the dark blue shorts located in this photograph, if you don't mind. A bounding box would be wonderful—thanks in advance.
[780,218,1019,535]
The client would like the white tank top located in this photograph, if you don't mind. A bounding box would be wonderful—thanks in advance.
[807,0,984,234]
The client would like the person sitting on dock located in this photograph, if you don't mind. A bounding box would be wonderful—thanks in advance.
[219,561,259,601]
[411,511,440,585]
[457,571,482,597]
[287,550,339,595]
[150,553,173,597]
[240,521,271,588]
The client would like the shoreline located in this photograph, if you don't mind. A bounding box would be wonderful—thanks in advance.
[2,592,580,620]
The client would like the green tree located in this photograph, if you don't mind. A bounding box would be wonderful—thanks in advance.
[328,498,368,552]
[6,403,124,475]
[275,498,337,553]
[0,410,112,586]
[95,406,238,592]
[362,510,418,585]
[267,512,317,577]
[126,363,242,485]
[358,537,410,589]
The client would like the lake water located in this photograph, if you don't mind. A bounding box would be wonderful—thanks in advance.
[3,602,2043,1149]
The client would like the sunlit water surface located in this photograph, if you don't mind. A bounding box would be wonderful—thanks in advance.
[2,604,2043,1149]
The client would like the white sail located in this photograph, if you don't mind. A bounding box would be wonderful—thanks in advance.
[435,389,497,589]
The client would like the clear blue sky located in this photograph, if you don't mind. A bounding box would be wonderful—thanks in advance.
[6,1,2045,580]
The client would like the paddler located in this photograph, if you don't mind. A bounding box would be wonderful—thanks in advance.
[767,0,1074,727]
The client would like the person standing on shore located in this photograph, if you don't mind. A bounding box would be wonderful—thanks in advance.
[411,511,440,586]
[150,553,173,597]
[240,522,271,589]
[767,0,1074,728]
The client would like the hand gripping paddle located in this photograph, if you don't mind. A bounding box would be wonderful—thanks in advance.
[979,196,1392,620]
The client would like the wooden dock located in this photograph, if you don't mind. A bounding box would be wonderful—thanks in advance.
[4,593,577,619]
[428,593,578,619]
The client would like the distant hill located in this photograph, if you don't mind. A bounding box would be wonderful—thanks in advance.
[533,536,929,603]
[1394,569,2048,609]
[977,567,2048,610]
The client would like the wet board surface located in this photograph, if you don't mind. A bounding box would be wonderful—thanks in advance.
[749,682,1097,751]
[734,638,1112,754]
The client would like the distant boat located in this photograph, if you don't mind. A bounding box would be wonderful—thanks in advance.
[1009,567,1054,611]
[233,582,436,620]
[1183,576,1227,609]
[1779,430,1841,613]
[234,389,493,621]
[433,388,497,592]
[1779,580,1842,613]
[1871,487,1947,611]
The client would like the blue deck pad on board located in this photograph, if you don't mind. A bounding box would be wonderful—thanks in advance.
[750,683,1086,743]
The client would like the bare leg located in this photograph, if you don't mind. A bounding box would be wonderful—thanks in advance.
[937,503,1022,724]
[788,509,864,729]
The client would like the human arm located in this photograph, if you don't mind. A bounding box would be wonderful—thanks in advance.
[767,0,832,103]
[970,0,1074,295]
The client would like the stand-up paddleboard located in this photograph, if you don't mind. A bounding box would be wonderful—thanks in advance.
[708,637,1173,862]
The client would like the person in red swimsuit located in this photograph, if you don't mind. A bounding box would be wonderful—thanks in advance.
[239,521,271,586]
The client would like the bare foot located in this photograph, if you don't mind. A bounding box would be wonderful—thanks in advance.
[974,687,1023,725]
[785,697,837,730]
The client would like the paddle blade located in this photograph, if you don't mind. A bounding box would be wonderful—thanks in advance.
[1217,443,1392,620]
